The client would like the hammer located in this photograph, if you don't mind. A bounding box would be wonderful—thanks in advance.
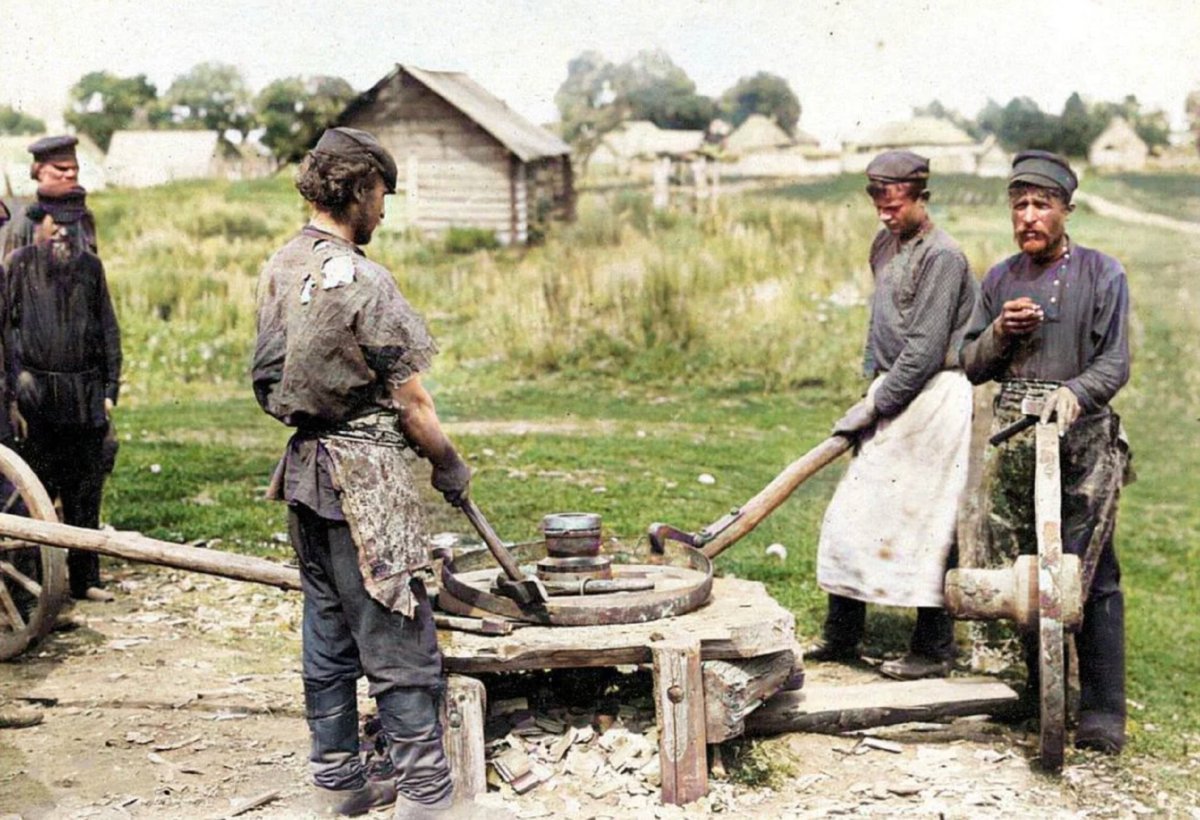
[460,499,549,605]
[989,396,1046,446]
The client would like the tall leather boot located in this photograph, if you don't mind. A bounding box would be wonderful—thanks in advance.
[804,594,865,662]
[1074,589,1126,754]
[307,679,397,815]
[377,686,454,815]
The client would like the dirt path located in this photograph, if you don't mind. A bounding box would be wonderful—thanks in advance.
[2,562,1196,819]
[1075,192,1200,235]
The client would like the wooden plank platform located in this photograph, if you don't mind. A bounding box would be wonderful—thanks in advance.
[744,676,1018,736]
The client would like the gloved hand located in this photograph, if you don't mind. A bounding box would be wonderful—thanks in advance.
[430,448,471,508]
[831,397,879,437]
[1039,385,1081,437]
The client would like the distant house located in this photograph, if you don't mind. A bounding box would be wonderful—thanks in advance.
[337,64,574,245]
[105,131,272,188]
[0,133,107,196]
[844,117,981,174]
[589,120,706,177]
[1088,117,1148,172]
[721,114,838,178]
[974,135,1011,178]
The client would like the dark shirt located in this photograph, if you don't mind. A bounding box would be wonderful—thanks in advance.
[5,242,121,427]
[864,225,977,417]
[959,242,1130,414]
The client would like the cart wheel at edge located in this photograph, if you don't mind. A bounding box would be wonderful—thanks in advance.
[0,443,66,661]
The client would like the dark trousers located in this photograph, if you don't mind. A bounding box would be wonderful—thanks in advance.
[821,594,957,661]
[289,504,451,805]
[20,424,107,599]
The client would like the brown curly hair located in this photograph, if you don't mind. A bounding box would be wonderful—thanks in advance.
[294,152,381,220]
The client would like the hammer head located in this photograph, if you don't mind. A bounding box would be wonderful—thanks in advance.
[493,573,550,606]
[1020,397,1045,417]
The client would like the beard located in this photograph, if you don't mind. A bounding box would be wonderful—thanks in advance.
[349,205,377,245]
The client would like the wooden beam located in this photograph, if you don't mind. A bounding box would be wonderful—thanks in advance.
[651,634,707,806]
[702,650,795,743]
[743,677,1018,736]
[441,675,487,800]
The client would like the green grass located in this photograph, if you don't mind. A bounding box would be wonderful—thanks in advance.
[65,172,1200,786]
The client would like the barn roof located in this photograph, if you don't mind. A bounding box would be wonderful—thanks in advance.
[0,133,107,196]
[343,64,570,163]
[105,130,220,188]
[852,116,976,149]
[1090,117,1146,152]
[599,120,705,158]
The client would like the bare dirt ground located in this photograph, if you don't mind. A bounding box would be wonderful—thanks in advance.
[2,561,1197,820]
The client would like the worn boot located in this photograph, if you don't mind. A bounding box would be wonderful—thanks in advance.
[882,608,957,679]
[1074,589,1126,754]
[307,678,398,815]
[378,687,454,814]
[804,594,864,662]
[316,777,398,817]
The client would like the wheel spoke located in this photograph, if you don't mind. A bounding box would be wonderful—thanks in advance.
[1,486,20,514]
[0,538,37,553]
[0,560,42,597]
[0,581,26,631]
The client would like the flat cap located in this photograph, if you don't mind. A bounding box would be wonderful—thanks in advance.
[866,149,930,183]
[29,185,89,224]
[313,127,397,193]
[28,134,79,163]
[1009,150,1077,200]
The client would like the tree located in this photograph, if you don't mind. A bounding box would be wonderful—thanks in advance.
[996,97,1058,151]
[64,71,159,150]
[0,105,46,135]
[256,75,356,164]
[610,49,715,130]
[1187,87,1200,152]
[554,50,624,169]
[913,99,982,140]
[720,72,800,134]
[1058,92,1095,157]
[163,62,255,142]
[975,98,1005,138]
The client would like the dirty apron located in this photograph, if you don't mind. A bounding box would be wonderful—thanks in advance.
[817,369,972,607]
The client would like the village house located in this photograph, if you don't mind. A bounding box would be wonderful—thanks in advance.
[104,130,273,188]
[587,120,706,178]
[1088,117,1148,172]
[720,113,839,178]
[336,64,574,245]
[843,116,981,175]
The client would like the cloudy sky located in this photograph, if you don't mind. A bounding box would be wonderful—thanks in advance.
[3,0,1198,144]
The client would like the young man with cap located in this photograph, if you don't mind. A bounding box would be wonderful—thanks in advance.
[4,187,121,602]
[960,150,1131,754]
[807,150,978,680]
[253,127,471,816]
[1,135,98,259]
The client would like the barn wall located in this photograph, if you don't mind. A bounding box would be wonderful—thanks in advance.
[342,75,518,242]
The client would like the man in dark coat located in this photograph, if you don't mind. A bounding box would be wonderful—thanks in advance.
[4,187,121,601]
[960,150,1131,754]
[2,135,98,259]
[252,127,471,816]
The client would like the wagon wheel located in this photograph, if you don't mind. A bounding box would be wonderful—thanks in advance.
[0,443,66,661]
[1034,423,1066,771]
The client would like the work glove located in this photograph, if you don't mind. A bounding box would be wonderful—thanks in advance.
[1039,385,1082,438]
[831,397,879,437]
[431,448,472,508]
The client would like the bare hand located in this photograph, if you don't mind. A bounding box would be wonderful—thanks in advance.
[831,397,879,437]
[9,402,27,441]
[1039,386,1081,437]
[996,297,1044,339]
[104,398,114,419]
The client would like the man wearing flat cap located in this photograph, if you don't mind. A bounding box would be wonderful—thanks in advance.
[960,150,1132,754]
[253,127,472,816]
[2,135,98,260]
[808,150,978,680]
[3,185,122,602]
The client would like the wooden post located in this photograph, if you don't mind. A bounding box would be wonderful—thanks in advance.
[652,157,670,211]
[650,634,706,805]
[441,674,486,800]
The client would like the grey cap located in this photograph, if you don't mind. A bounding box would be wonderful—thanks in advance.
[1009,150,1077,200]
[866,149,930,183]
[313,127,397,193]
[28,134,79,163]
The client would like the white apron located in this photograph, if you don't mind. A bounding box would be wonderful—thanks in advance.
[816,370,972,608]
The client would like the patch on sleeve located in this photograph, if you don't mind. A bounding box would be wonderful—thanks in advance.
[299,275,315,304]
[321,255,357,290]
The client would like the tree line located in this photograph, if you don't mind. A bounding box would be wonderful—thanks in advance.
[0,63,355,163]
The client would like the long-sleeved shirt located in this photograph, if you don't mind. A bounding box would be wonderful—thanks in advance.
[959,241,1130,414]
[864,225,978,417]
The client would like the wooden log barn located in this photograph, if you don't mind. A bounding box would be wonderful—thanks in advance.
[337,64,574,245]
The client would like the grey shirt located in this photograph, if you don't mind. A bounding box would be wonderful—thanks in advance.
[959,241,1130,414]
[865,225,977,417]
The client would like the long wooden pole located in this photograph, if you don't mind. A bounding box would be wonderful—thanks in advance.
[0,513,303,591]
[701,436,851,559]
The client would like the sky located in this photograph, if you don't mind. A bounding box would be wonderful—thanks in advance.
[3,0,1199,146]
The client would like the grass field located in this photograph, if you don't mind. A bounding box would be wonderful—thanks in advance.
[82,171,1198,775]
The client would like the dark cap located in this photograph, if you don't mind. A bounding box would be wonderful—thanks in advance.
[313,127,397,193]
[866,150,930,183]
[1009,150,1077,200]
[0,200,9,228]
[28,135,79,164]
[29,185,89,224]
